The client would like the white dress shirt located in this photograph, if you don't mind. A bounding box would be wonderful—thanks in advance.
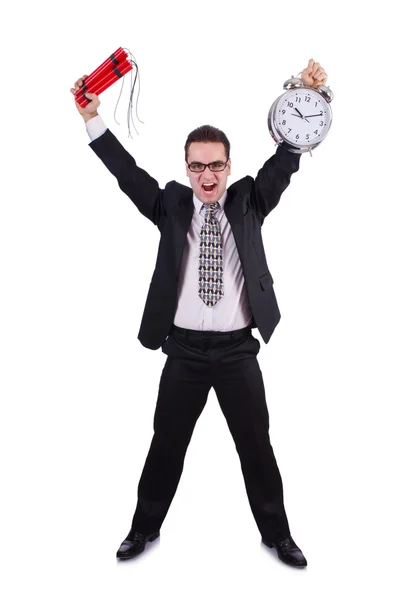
[86,115,253,332]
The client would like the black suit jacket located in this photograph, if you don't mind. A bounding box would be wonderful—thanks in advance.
[89,130,301,350]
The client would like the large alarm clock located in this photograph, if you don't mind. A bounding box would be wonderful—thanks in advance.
[268,75,334,155]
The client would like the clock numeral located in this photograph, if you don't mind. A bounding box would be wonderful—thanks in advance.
[282,109,286,114]
[306,134,309,140]
[295,96,301,103]
[288,128,292,133]
[315,101,318,107]
[287,102,293,108]
[319,121,324,126]
[305,96,311,102]
[282,120,286,125]
[314,130,318,134]
[295,134,300,140]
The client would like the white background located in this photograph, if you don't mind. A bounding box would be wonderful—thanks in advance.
[1,1,396,598]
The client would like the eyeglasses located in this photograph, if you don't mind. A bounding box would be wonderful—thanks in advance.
[186,160,229,173]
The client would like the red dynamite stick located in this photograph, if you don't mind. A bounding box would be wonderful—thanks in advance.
[75,48,128,100]
[80,61,133,106]
[76,48,128,99]
[76,59,132,106]
[78,48,128,89]
[76,60,133,108]
[84,47,126,84]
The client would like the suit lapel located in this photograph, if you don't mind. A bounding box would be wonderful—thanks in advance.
[224,186,247,257]
[173,188,194,272]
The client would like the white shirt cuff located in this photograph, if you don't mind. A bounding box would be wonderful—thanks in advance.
[86,115,107,141]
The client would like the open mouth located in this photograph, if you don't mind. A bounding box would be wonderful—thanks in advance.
[202,183,217,195]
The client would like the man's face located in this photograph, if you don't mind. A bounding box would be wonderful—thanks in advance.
[185,142,231,205]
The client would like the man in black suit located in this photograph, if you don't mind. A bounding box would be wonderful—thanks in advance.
[71,58,327,568]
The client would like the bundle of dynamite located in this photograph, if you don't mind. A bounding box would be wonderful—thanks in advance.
[75,47,134,107]
[75,47,142,138]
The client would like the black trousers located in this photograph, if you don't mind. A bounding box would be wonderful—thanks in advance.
[130,324,290,543]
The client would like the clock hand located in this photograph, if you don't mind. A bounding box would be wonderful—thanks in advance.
[304,113,323,118]
[292,108,310,123]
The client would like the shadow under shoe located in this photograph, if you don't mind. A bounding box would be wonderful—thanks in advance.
[262,535,307,568]
[116,531,160,560]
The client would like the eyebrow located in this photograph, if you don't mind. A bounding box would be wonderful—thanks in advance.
[189,159,226,163]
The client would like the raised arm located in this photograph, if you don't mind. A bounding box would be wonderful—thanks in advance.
[70,76,165,226]
[251,144,301,219]
[251,58,329,219]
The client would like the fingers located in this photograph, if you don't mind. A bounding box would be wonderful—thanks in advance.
[72,74,88,91]
[307,58,315,75]
[313,67,327,85]
[312,63,322,79]
[85,92,99,102]
[84,93,101,111]
[70,74,89,98]
[306,59,322,77]
[305,60,327,86]
[300,64,314,87]
[300,67,310,83]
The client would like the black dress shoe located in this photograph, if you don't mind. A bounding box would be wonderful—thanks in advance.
[116,531,160,560]
[262,535,307,567]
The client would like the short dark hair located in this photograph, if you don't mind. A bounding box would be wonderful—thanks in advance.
[184,125,230,163]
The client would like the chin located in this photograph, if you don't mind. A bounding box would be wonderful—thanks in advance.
[197,187,224,204]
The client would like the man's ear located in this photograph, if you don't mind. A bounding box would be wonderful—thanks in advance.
[185,162,190,177]
[227,158,231,176]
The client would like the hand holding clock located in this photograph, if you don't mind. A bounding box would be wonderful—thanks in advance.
[300,58,328,88]
[267,58,333,153]
[291,59,327,123]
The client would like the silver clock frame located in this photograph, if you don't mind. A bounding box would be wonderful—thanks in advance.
[268,76,334,155]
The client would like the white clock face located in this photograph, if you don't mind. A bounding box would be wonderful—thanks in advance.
[276,89,330,147]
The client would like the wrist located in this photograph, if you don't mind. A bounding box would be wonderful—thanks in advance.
[83,111,98,123]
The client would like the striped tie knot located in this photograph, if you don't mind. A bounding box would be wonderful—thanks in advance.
[205,202,220,217]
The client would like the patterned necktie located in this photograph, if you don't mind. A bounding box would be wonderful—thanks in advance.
[198,201,224,307]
